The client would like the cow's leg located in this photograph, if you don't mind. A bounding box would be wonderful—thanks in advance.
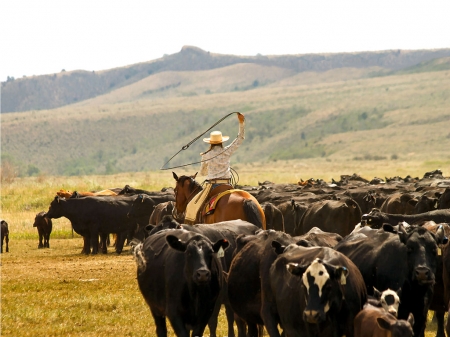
[436,310,446,337]
[99,233,108,254]
[38,228,44,248]
[5,235,9,253]
[224,302,236,337]
[234,315,247,337]
[446,303,450,337]
[207,294,223,337]
[81,235,90,254]
[261,302,281,337]
[90,229,99,254]
[114,232,127,254]
[167,314,189,337]
[247,322,259,337]
[44,232,50,248]
[150,309,168,337]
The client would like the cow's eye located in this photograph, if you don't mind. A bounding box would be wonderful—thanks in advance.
[407,247,413,253]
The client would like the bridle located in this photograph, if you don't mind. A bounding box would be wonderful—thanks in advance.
[172,176,202,222]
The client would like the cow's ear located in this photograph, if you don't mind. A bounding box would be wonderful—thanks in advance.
[436,225,448,245]
[407,313,414,327]
[212,239,229,253]
[398,223,408,244]
[373,286,382,299]
[272,240,286,254]
[296,239,313,247]
[286,263,308,276]
[382,224,396,233]
[145,224,155,234]
[376,316,392,331]
[172,172,179,181]
[333,266,349,285]
[166,235,187,252]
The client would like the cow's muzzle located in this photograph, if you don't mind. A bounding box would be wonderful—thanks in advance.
[303,310,324,324]
[414,266,434,285]
[194,269,211,284]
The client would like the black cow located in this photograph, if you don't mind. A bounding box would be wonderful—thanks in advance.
[1,219,9,253]
[362,208,450,228]
[294,227,343,248]
[277,199,307,235]
[295,198,362,237]
[380,192,418,215]
[261,202,284,232]
[133,229,229,337]
[46,195,146,254]
[439,188,450,209]
[421,221,450,337]
[149,201,175,226]
[118,184,175,205]
[33,211,52,248]
[335,224,447,337]
[266,246,366,337]
[227,230,301,337]
[144,215,261,337]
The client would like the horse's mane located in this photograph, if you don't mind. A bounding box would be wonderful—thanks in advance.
[178,175,203,194]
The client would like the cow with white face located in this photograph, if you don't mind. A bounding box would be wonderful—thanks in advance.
[295,258,349,324]
[266,246,367,337]
[373,287,401,317]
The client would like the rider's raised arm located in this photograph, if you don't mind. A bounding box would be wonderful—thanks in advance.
[224,113,245,154]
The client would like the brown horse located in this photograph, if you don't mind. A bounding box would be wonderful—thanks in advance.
[172,172,266,229]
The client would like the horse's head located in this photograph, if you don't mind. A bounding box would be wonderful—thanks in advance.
[172,172,201,219]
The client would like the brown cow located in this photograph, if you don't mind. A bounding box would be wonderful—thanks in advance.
[354,305,414,337]
[33,211,53,248]
[56,189,118,198]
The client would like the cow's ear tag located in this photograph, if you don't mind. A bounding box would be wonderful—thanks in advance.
[340,273,346,285]
[438,247,442,256]
[217,246,225,258]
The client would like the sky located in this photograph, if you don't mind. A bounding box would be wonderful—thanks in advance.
[1,0,450,82]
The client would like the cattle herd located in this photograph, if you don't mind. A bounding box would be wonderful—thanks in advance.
[2,169,450,337]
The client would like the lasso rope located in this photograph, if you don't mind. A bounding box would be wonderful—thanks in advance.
[160,112,240,170]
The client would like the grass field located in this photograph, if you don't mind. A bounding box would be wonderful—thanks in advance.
[1,161,448,336]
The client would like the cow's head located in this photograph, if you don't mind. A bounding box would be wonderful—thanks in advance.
[377,312,414,337]
[127,195,155,218]
[166,234,229,285]
[398,224,447,286]
[46,196,66,219]
[374,287,401,317]
[361,208,389,229]
[287,258,348,324]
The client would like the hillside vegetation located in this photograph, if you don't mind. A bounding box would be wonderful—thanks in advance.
[3,46,450,113]
[1,47,450,177]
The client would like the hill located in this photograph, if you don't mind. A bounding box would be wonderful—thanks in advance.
[3,46,450,112]
[1,52,450,177]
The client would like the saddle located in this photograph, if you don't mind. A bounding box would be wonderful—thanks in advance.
[185,183,234,224]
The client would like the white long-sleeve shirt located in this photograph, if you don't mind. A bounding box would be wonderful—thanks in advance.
[199,121,245,180]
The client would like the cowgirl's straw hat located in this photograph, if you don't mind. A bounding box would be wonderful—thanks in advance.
[203,131,229,144]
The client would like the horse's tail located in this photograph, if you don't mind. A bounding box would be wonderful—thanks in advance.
[243,199,265,229]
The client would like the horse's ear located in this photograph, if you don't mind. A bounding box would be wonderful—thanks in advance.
[173,172,179,181]
[193,172,198,179]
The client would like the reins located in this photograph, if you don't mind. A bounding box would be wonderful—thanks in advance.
[160,112,239,170]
